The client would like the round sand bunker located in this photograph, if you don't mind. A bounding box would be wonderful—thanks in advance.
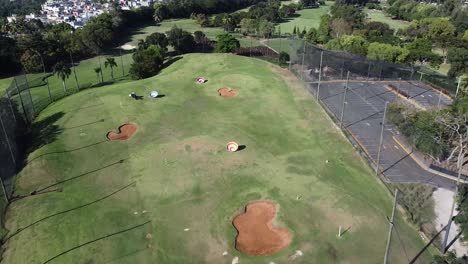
[218,88,238,98]
[233,201,292,256]
[106,123,137,140]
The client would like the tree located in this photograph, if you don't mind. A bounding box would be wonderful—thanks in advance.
[20,49,42,73]
[429,19,456,63]
[432,252,468,264]
[317,15,332,43]
[166,26,196,54]
[194,31,206,43]
[221,13,236,32]
[367,42,409,63]
[215,33,240,53]
[104,57,118,80]
[447,48,468,78]
[0,36,21,76]
[153,3,168,23]
[305,28,319,43]
[145,32,169,51]
[330,3,364,28]
[339,35,369,56]
[258,19,275,38]
[240,18,256,35]
[406,38,442,67]
[279,51,290,65]
[94,67,102,83]
[129,45,166,79]
[54,62,71,93]
[330,18,352,39]
[301,0,318,8]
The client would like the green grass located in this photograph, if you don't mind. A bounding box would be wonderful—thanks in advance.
[263,38,295,53]
[365,8,409,31]
[3,53,431,263]
[6,52,134,118]
[276,2,333,33]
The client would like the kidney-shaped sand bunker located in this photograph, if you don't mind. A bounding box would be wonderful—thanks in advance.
[218,87,238,98]
[106,123,137,140]
[233,201,292,256]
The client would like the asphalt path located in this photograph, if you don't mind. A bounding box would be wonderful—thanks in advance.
[308,80,457,189]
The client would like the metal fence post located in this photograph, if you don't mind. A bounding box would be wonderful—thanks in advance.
[70,51,80,91]
[301,41,306,80]
[384,189,398,264]
[340,71,350,128]
[455,76,462,98]
[13,78,29,124]
[6,92,16,123]
[120,48,125,77]
[367,64,371,80]
[23,73,36,117]
[317,50,324,100]
[376,101,389,176]
[0,114,16,166]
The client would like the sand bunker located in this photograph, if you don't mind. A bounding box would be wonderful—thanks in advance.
[233,201,292,256]
[218,88,238,98]
[106,123,137,140]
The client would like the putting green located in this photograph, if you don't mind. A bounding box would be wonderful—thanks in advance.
[3,53,430,263]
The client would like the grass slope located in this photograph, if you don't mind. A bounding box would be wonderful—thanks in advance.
[3,54,429,263]
[276,2,332,33]
[365,8,409,30]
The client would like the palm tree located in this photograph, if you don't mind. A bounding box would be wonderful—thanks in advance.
[104,57,118,80]
[94,67,102,83]
[54,62,71,93]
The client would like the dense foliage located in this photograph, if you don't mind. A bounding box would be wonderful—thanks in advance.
[129,44,165,80]
[215,33,240,53]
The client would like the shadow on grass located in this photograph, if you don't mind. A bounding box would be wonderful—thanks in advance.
[162,56,183,69]
[32,159,126,194]
[41,219,151,264]
[102,247,148,263]
[21,112,65,158]
[3,181,135,244]
[237,145,247,152]
[63,118,105,130]
[26,139,109,164]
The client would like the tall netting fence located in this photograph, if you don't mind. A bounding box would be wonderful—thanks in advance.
[288,39,458,95]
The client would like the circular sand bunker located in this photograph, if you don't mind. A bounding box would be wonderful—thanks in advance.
[233,201,292,256]
[106,123,137,140]
[218,88,238,98]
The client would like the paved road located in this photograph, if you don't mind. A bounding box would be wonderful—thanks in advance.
[307,80,457,189]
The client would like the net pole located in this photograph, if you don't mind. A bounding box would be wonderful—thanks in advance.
[6,92,16,123]
[455,76,462,98]
[300,41,306,80]
[379,66,383,81]
[339,71,350,128]
[316,50,323,100]
[39,53,52,103]
[340,59,344,79]
[120,48,125,77]
[14,78,29,125]
[70,51,80,91]
[383,189,398,264]
[442,158,465,252]
[375,101,389,176]
[23,72,36,117]
[367,64,371,80]
[0,114,15,167]
[419,72,423,81]
[437,91,442,109]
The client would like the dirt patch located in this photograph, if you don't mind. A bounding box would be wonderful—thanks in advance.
[218,88,238,98]
[233,201,292,256]
[106,123,137,140]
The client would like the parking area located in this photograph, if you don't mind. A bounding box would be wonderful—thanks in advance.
[308,80,457,189]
